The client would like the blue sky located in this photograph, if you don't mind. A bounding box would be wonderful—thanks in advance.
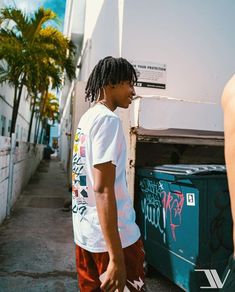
[4,0,66,31]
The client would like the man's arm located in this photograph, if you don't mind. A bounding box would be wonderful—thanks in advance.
[222,75,235,253]
[93,162,126,292]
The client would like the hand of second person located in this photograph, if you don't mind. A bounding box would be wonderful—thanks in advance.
[100,258,127,292]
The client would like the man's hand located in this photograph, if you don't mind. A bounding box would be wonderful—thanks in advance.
[100,258,127,292]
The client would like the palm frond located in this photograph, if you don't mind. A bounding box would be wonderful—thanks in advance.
[0,7,29,36]
[27,7,56,41]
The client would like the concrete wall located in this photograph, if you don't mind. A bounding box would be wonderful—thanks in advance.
[59,109,72,172]
[121,0,235,103]
[79,0,120,81]
[63,0,85,37]
[0,136,44,224]
[0,136,10,224]
[77,0,235,104]
[72,81,89,137]
[59,0,86,175]
[0,83,39,142]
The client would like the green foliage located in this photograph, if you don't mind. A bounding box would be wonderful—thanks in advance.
[0,6,76,140]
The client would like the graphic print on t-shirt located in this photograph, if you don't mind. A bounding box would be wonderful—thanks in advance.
[72,127,88,220]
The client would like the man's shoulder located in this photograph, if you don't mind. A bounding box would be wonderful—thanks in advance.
[85,106,119,124]
[79,107,120,135]
[222,74,235,111]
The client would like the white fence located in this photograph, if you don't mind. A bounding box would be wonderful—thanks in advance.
[0,135,44,224]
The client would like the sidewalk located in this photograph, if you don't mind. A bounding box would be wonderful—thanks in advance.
[0,157,77,292]
[0,157,182,292]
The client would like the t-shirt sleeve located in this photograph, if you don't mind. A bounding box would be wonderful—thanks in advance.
[91,116,122,166]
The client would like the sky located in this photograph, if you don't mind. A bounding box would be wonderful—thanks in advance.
[3,0,67,31]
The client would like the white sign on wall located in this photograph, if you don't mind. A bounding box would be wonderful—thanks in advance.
[131,60,167,89]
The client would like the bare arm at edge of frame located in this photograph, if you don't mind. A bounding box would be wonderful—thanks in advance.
[222,74,235,254]
[93,162,126,292]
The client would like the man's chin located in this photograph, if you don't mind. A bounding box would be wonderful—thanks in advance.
[118,104,129,109]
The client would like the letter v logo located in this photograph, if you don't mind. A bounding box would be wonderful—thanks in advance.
[195,269,231,289]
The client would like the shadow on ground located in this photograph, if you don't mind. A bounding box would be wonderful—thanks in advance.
[0,158,78,292]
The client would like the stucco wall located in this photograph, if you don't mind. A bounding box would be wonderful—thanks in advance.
[0,136,44,224]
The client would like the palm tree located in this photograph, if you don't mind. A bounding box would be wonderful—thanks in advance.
[26,25,76,143]
[0,7,56,137]
[35,92,59,144]
[26,60,62,142]
[0,7,76,139]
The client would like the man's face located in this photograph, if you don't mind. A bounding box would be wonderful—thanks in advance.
[111,81,136,108]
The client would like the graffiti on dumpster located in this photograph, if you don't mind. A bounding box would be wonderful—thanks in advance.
[139,178,185,243]
[162,190,184,241]
[141,193,166,243]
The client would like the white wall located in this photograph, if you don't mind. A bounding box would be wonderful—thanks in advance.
[60,117,71,171]
[0,136,43,224]
[0,84,38,142]
[0,136,10,223]
[121,0,235,102]
[64,0,85,37]
[78,0,235,104]
[59,81,73,172]
[12,142,43,205]
[71,0,85,36]
[0,85,14,135]
[59,0,86,175]
[83,0,105,43]
[79,0,120,81]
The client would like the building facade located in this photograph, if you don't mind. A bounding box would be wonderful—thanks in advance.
[59,0,235,190]
[59,0,85,174]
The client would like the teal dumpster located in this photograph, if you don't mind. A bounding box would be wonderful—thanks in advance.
[136,165,233,291]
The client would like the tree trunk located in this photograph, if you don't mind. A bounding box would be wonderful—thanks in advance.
[10,75,26,137]
[10,84,18,137]
[35,115,42,144]
[27,94,36,143]
[34,114,39,144]
[35,91,46,143]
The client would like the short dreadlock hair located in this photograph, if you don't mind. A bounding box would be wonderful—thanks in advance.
[85,56,137,102]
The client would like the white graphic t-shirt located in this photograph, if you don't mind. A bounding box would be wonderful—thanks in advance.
[72,103,140,252]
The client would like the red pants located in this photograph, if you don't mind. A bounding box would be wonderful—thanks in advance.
[76,238,146,291]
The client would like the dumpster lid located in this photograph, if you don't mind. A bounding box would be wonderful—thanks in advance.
[146,164,226,175]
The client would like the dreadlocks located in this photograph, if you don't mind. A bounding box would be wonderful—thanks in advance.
[85,56,137,102]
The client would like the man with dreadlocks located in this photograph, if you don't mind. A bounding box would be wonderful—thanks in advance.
[72,56,145,291]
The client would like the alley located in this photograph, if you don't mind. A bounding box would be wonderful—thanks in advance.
[0,157,78,292]
[0,157,182,292]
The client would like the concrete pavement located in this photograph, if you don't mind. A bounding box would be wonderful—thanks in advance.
[0,157,182,292]
[0,157,77,292]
